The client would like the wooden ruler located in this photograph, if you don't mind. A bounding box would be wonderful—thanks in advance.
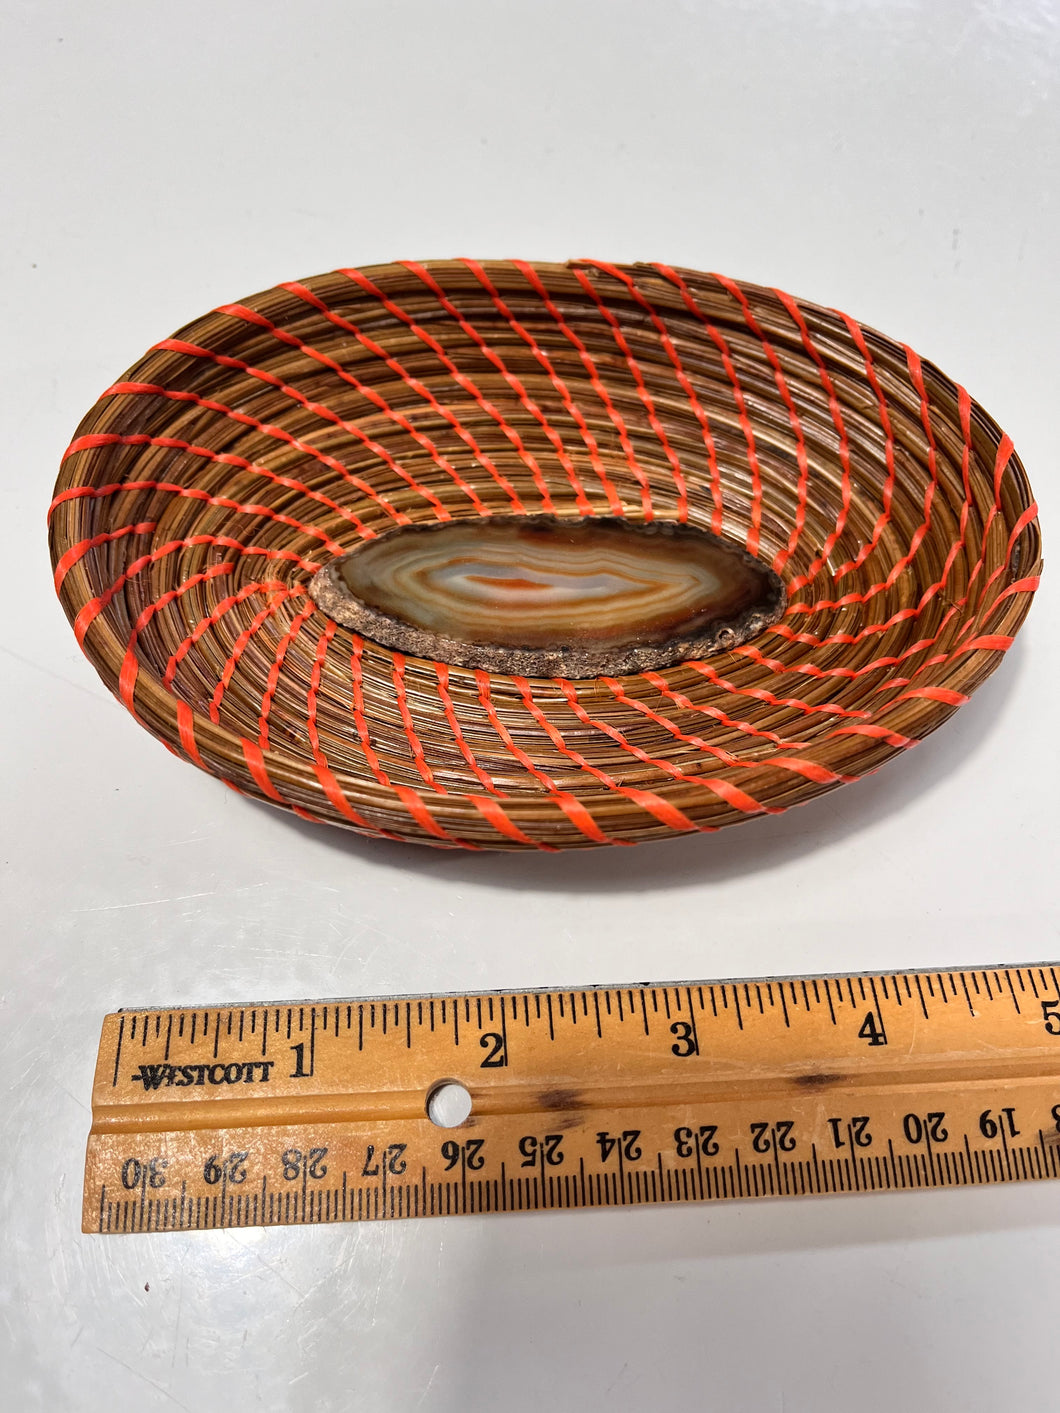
[84,964,1060,1233]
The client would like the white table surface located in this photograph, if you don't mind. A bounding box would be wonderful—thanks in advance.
[2,1,1058,1408]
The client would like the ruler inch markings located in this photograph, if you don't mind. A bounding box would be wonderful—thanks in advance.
[83,962,1060,1233]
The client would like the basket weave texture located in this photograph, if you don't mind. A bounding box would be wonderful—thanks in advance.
[48,260,1041,850]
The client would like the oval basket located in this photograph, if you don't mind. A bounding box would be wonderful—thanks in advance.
[49,260,1041,850]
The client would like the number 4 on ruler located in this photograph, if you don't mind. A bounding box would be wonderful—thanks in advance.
[858,1012,888,1046]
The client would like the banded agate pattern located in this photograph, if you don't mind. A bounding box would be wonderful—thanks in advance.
[309,516,785,677]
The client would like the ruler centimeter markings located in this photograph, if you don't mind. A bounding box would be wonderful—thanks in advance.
[83,964,1060,1233]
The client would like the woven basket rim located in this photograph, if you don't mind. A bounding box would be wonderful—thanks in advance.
[48,259,1042,849]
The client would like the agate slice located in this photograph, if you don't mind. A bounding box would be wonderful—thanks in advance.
[309,516,786,676]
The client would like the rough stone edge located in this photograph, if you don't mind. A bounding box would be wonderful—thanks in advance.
[308,517,787,679]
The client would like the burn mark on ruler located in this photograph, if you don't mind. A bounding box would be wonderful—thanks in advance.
[537,1087,583,1112]
[793,1071,845,1089]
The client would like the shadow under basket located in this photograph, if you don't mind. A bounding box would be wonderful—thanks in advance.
[48,259,1041,850]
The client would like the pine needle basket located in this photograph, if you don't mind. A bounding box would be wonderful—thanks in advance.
[48,260,1042,851]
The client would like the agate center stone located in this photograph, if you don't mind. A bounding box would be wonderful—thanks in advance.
[309,516,785,677]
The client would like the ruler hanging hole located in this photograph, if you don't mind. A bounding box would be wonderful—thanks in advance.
[427,1080,472,1128]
